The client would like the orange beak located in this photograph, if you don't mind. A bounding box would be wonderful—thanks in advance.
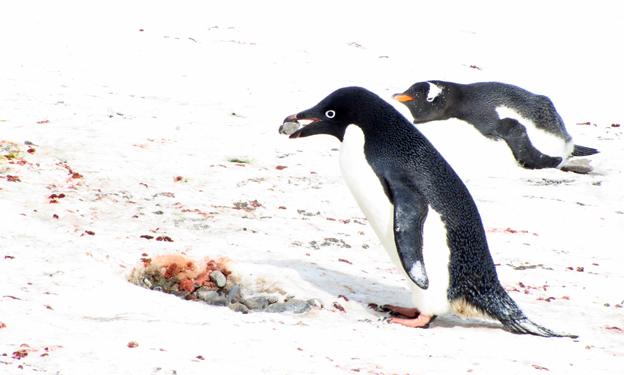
[392,93,414,103]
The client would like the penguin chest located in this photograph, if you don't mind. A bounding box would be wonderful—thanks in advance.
[339,125,394,250]
[339,125,451,315]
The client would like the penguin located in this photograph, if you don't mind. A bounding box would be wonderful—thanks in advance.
[279,86,575,337]
[393,81,598,173]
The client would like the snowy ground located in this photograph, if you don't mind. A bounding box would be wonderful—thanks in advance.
[1,1,623,374]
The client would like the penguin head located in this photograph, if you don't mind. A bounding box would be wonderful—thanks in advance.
[280,86,383,141]
[393,81,449,124]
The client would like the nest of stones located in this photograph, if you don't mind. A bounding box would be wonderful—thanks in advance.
[129,254,321,314]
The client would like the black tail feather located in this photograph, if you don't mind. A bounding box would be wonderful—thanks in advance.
[572,144,599,157]
[502,317,578,338]
[480,288,578,338]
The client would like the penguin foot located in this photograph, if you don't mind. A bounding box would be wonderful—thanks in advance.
[382,304,421,318]
[389,314,435,328]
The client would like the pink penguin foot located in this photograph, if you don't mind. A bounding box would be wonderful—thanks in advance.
[389,314,435,328]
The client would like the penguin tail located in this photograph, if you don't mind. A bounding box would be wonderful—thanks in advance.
[502,317,578,338]
[572,144,599,156]
[480,289,578,338]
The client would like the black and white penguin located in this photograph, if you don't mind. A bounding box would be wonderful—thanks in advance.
[279,86,574,337]
[393,81,598,172]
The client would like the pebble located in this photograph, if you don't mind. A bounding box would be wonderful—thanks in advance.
[264,299,311,314]
[279,121,302,136]
[306,298,324,309]
[241,296,271,311]
[266,295,280,304]
[210,271,227,288]
[228,302,250,314]
[196,288,226,306]
[226,284,242,304]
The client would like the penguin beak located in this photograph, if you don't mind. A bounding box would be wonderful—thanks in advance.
[279,113,322,138]
[392,93,414,103]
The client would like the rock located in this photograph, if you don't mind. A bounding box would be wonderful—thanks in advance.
[561,158,593,174]
[210,271,227,288]
[228,302,250,314]
[278,121,302,136]
[196,288,226,306]
[264,299,311,314]
[241,296,270,311]
[226,284,242,304]
[306,298,324,309]
[142,278,153,288]
[266,295,280,304]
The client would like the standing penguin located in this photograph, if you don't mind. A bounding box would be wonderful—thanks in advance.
[279,86,574,337]
[393,81,598,173]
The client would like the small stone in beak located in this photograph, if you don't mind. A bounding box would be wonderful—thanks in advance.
[279,121,303,136]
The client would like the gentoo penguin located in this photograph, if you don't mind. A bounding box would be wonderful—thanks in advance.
[393,81,598,173]
[279,86,575,337]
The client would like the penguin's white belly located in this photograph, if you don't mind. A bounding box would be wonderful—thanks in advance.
[339,125,451,315]
[496,106,573,163]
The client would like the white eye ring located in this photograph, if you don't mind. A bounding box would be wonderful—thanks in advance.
[325,109,336,119]
[426,96,435,103]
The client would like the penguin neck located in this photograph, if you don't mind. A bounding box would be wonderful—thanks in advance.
[443,83,467,119]
[351,105,408,138]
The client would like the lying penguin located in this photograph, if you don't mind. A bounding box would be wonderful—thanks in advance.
[279,86,575,337]
[393,81,598,173]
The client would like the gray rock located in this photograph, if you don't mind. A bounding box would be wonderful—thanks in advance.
[228,302,250,314]
[241,296,270,311]
[196,288,226,306]
[142,278,153,288]
[209,271,227,288]
[266,295,280,304]
[306,298,324,309]
[264,299,311,314]
[226,284,242,304]
[278,121,302,136]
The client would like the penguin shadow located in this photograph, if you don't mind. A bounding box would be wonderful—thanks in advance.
[251,257,411,306]
[253,258,508,333]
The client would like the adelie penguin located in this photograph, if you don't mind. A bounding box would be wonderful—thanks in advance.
[279,86,575,338]
[393,81,598,173]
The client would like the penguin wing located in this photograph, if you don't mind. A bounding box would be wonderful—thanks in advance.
[383,176,430,289]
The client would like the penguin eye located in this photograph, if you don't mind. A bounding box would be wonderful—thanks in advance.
[325,109,336,119]
[426,96,435,103]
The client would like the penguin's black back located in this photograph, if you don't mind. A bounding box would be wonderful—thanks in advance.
[441,81,572,141]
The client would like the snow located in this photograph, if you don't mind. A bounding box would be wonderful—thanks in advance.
[1,0,623,374]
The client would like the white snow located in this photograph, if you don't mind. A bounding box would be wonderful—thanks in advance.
[1,1,623,374]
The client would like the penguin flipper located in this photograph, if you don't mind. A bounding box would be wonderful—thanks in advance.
[383,176,430,289]
[496,118,562,169]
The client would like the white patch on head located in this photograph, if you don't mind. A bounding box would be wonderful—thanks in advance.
[426,82,443,102]
[495,105,572,164]
[339,130,451,316]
